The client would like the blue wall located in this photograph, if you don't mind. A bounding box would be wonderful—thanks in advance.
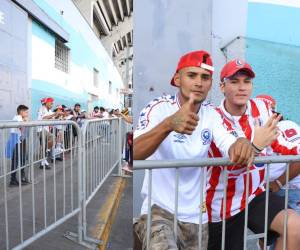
[30,0,123,118]
[246,2,300,123]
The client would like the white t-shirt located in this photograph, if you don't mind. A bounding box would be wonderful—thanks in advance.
[269,120,300,189]
[11,115,24,143]
[103,111,109,119]
[134,94,237,224]
[37,106,54,132]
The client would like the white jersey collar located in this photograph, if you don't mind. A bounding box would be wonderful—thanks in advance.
[219,99,252,124]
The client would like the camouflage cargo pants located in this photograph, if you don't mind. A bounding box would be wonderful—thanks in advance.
[134,204,208,250]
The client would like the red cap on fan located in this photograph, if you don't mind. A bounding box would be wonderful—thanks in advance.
[220,59,255,82]
[44,97,54,103]
[170,50,214,86]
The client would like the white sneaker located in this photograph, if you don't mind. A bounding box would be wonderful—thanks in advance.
[41,159,49,166]
[58,146,64,153]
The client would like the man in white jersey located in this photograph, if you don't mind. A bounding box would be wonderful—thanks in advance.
[207,60,300,250]
[134,51,279,250]
[256,95,300,214]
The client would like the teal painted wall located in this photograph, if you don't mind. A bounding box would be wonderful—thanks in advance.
[246,3,300,123]
[30,0,123,118]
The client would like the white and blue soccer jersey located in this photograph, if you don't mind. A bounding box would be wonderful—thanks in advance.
[134,94,237,224]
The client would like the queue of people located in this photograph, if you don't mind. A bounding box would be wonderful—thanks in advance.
[5,97,132,187]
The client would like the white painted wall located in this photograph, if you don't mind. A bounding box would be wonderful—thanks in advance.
[133,0,249,217]
[209,0,248,104]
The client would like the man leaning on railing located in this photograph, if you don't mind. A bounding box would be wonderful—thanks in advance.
[6,105,30,186]
[206,61,300,250]
[133,51,280,250]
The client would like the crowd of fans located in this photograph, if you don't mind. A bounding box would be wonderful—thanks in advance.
[5,96,132,186]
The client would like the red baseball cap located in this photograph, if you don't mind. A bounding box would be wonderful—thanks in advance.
[220,59,255,81]
[44,97,54,103]
[170,50,214,86]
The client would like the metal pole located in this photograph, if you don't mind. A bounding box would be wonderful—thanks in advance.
[243,163,251,250]
[221,167,228,250]
[174,168,179,241]
[146,170,152,250]
[198,168,205,250]
[283,163,289,250]
[77,124,84,243]
[263,164,271,250]
[118,118,123,175]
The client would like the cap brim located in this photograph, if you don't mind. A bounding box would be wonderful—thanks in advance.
[224,67,255,80]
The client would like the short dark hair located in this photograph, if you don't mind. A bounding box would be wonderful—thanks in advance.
[74,103,81,108]
[100,107,105,112]
[94,106,99,111]
[17,105,29,114]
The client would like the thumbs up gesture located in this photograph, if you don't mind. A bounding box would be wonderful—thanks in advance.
[167,93,200,135]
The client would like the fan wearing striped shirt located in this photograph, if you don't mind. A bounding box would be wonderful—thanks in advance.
[207,60,300,250]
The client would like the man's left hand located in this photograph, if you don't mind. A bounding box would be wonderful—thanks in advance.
[229,138,254,166]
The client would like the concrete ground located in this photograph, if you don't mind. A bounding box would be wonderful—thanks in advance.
[0,150,132,250]
[107,177,132,250]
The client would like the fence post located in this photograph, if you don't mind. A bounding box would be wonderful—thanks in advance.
[77,124,84,243]
[118,118,123,176]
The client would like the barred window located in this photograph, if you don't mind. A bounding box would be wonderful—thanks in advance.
[55,39,70,73]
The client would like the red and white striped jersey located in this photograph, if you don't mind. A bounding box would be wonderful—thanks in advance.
[206,98,300,222]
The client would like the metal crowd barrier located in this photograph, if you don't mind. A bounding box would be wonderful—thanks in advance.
[0,120,81,250]
[0,117,129,250]
[78,118,123,244]
[134,155,300,250]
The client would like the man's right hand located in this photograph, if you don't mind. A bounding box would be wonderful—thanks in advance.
[167,94,199,135]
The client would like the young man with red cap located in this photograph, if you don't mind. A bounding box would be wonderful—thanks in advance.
[206,60,300,250]
[37,97,63,169]
[133,51,279,249]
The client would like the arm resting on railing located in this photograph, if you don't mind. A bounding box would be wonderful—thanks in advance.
[134,118,172,160]
[270,161,300,192]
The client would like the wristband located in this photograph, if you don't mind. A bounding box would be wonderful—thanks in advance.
[275,179,283,189]
[251,142,263,153]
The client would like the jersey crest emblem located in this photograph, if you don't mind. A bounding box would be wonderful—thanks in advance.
[201,129,212,145]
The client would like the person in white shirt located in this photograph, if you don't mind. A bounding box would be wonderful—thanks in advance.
[269,120,300,213]
[91,106,103,118]
[37,97,63,169]
[256,95,300,215]
[72,103,87,127]
[9,105,30,186]
[133,50,278,250]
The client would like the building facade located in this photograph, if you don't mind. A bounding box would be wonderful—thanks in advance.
[0,0,124,120]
